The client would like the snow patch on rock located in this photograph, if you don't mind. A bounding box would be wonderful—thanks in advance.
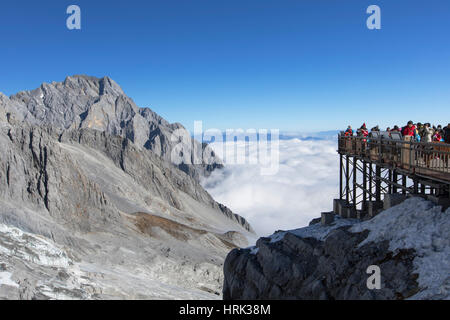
[0,223,71,268]
[351,197,450,300]
[246,215,357,253]
[0,271,19,288]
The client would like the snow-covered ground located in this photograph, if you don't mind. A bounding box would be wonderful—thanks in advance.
[0,222,225,299]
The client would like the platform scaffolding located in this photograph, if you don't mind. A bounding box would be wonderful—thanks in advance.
[335,132,450,219]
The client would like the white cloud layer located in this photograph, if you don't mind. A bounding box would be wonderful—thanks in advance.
[202,138,340,237]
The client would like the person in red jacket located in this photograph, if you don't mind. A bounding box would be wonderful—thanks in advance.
[401,121,416,137]
[360,123,369,137]
[433,130,442,142]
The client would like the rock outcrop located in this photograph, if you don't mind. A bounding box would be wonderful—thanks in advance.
[223,198,450,300]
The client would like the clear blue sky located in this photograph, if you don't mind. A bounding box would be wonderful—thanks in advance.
[1,0,449,132]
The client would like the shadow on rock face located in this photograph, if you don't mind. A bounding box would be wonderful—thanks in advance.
[223,226,420,300]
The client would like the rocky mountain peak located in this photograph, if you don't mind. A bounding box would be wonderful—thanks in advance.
[5,75,222,179]
[61,75,124,97]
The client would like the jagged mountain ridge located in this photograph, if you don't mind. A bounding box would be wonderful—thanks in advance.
[1,75,252,231]
[6,75,221,180]
[0,76,253,299]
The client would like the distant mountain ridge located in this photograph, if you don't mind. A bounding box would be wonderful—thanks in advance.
[279,130,340,141]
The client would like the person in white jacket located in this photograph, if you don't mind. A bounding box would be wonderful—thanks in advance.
[422,123,433,143]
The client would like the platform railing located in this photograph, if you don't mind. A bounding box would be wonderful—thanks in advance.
[338,134,450,181]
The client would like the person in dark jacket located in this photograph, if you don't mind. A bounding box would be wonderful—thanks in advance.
[444,123,450,143]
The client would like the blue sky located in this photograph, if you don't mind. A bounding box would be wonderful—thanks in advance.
[1,0,449,132]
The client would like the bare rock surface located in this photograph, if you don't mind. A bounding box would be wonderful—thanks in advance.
[0,76,253,299]
[223,198,450,300]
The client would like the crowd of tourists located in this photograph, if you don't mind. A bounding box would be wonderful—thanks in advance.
[344,121,450,144]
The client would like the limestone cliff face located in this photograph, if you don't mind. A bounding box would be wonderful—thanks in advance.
[0,76,253,299]
[0,124,119,236]
[0,76,252,234]
[223,198,450,300]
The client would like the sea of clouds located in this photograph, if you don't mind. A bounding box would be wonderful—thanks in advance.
[201,137,339,237]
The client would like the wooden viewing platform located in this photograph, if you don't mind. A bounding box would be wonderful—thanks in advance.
[335,131,450,219]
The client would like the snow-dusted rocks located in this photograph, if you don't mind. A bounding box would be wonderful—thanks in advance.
[351,197,450,299]
[223,198,450,300]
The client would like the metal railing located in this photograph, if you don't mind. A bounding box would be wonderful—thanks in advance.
[338,134,450,182]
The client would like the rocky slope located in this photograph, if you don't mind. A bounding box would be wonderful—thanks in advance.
[223,197,450,300]
[0,75,253,299]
